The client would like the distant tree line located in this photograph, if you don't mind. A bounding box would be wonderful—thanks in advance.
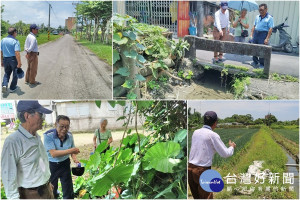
[188,107,299,129]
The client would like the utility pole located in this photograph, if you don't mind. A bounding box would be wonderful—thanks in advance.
[48,3,52,41]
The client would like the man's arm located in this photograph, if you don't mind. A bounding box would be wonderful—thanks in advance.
[15,51,22,68]
[49,148,80,158]
[1,51,3,67]
[71,154,79,163]
[93,135,97,149]
[264,28,273,44]
[211,135,235,158]
[44,133,80,158]
[1,139,20,199]
[215,11,222,33]
[250,25,255,38]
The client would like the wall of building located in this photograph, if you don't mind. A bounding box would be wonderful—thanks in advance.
[54,101,140,132]
[65,17,76,31]
[113,1,126,14]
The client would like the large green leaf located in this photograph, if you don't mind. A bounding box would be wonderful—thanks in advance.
[91,165,134,196]
[136,101,153,110]
[122,80,134,89]
[85,150,101,171]
[115,67,130,77]
[143,141,181,173]
[95,141,109,153]
[113,49,120,64]
[122,31,137,41]
[136,43,146,50]
[118,148,133,161]
[113,33,128,45]
[174,129,187,143]
[154,180,179,199]
[126,92,137,99]
[135,74,146,82]
[137,54,146,63]
[123,50,138,59]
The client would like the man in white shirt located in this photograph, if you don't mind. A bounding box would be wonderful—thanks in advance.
[188,111,236,199]
[213,1,230,64]
[1,100,54,199]
[24,24,40,86]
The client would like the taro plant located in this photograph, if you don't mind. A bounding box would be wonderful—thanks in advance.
[170,39,190,70]
[113,14,147,99]
[74,101,187,199]
[113,14,191,99]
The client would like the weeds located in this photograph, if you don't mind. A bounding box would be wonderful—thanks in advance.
[232,77,250,99]
[224,64,249,72]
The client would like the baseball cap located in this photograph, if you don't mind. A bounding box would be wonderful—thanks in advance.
[17,101,52,114]
[220,1,228,9]
[30,24,40,30]
[204,111,218,122]
[16,68,24,79]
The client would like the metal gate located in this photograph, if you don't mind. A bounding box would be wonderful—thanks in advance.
[125,0,178,37]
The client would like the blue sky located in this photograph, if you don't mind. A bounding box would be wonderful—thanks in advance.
[188,101,299,121]
[1,1,78,28]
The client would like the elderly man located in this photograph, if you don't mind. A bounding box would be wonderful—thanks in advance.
[188,111,236,199]
[250,3,274,68]
[24,24,40,86]
[1,101,54,199]
[213,1,230,64]
[44,115,80,199]
[1,27,22,93]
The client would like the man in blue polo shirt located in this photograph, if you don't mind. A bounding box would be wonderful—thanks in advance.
[44,115,80,199]
[1,27,22,93]
[250,3,274,68]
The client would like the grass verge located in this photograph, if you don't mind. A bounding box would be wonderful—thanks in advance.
[76,38,112,66]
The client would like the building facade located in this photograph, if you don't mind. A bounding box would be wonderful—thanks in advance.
[65,17,76,31]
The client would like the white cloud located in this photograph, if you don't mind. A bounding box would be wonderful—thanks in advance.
[2,1,75,28]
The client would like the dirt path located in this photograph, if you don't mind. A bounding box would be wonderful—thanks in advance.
[2,34,112,99]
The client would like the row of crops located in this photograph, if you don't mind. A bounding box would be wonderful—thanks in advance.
[212,128,259,168]
[273,129,299,144]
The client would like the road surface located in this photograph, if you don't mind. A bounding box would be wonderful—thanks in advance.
[196,49,299,77]
[2,34,112,99]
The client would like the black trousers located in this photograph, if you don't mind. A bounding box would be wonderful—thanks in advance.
[49,158,74,199]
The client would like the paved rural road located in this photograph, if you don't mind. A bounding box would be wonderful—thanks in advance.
[2,34,112,99]
[196,49,299,77]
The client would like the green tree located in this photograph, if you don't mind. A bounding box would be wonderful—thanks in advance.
[76,1,112,43]
[1,5,10,36]
[265,113,277,126]
[254,118,265,125]
[13,20,29,36]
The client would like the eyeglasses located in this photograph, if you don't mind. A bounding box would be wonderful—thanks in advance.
[259,9,265,12]
[57,125,70,130]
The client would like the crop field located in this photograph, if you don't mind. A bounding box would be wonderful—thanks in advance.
[273,129,299,144]
[214,127,296,199]
[212,128,259,168]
